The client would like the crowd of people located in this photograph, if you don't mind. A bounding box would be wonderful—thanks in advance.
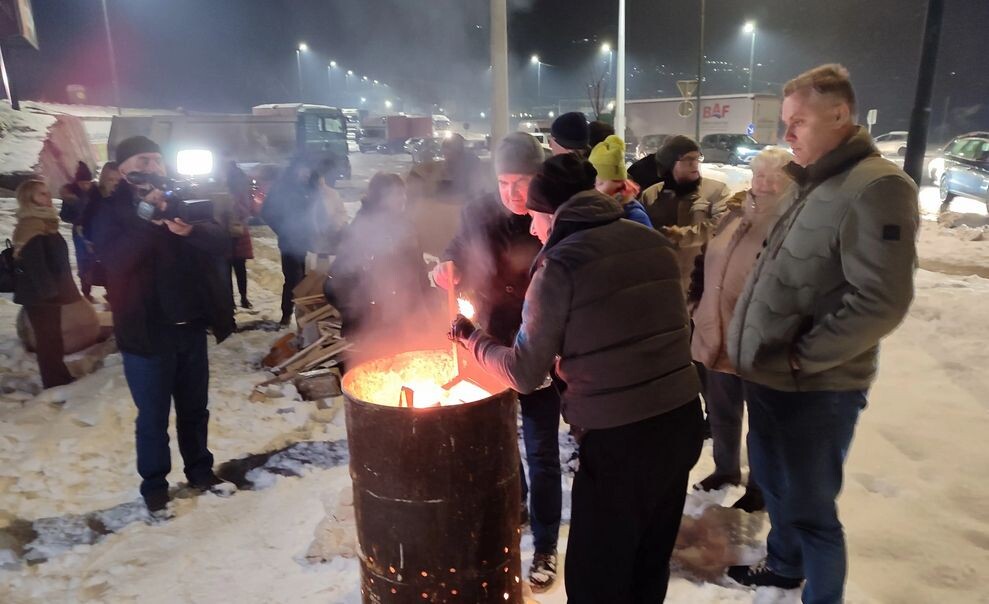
[7,61,919,603]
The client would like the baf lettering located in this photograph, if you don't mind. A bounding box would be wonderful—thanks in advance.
[703,103,731,119]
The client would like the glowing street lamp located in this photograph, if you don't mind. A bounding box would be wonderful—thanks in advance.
[530,54,542,102]
[743,21,757,93]
[385,100,393,109]
[298,42,308,52]
[296,43,309,100]
[329,60,337,68]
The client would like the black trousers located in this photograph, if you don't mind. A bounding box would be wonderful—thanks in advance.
[26,305,74,388]
[279,251,306,320]
[230,259,248,299]
[565,398,704,604]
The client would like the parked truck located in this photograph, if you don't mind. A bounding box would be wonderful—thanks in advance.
[107,103,351,183]
[359,115,432,154]
[625,93,782,147]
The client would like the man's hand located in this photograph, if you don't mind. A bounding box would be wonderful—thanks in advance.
[164,218,193,237]
[448,314,476,346]
[432,261,460,291]
[142,188,168,210]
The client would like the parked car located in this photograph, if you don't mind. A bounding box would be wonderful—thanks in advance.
[635,134,672,160]
[411,137,444,164]
[874,131,909,157]
[700,134,767,165]
[939,132,989,208]
[405,137,427,155]
[358,126,387,153]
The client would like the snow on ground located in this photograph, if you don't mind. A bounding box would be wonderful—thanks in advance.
[0,101,57,176]
[1,153,988,603]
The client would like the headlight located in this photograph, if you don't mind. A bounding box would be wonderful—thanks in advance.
[176,149,214,177]
[736,146,752,154]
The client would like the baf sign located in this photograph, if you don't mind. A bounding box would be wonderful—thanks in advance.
[702,103,731,120]
[0,0,37,48]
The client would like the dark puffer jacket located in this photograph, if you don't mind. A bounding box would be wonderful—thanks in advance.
[13,234,81,306]
[468,190,700,430]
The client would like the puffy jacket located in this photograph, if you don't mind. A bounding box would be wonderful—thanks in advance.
[468,190,700,430]
[13,233,81,307]
[727,127,919,392]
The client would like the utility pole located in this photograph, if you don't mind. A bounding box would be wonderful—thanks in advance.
[490,0,510,145]
[904,0,945,186]
[100,0,122,114]
[615,0,626,137]
[695,0,705,142]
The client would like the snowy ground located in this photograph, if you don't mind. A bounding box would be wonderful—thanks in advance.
[1,153,988,603]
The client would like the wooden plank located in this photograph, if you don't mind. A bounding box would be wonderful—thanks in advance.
[299,341,353,372]
[298,304,337,327]
[273,334,331,372]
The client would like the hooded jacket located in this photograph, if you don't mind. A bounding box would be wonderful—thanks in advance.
[12,205,81,307]
[727,127,919,392]
[468,190,699,430]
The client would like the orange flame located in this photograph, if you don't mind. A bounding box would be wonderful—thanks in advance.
[457,297,475,320]
[345,350,490,408]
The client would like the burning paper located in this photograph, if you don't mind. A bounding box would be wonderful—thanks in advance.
[457,296,475,320]
[345,350,491,408]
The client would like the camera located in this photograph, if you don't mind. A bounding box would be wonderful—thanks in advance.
[128,172,215,224]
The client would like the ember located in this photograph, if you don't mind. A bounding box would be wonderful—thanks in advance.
[344,349,490,408]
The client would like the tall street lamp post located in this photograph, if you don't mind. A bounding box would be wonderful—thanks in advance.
[743,22,757,94]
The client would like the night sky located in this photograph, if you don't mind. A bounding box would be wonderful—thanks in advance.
[6,0,988,139]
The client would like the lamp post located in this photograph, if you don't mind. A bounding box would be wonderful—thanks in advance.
[100,0,122,114]
[616,0,626,137]
[743,21,757,94]
[530,54,542,105]
[296,43,308,100]
[601,42,614,101]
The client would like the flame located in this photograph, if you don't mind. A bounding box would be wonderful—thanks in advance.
[345,350,490,408]
[457,296,475,320]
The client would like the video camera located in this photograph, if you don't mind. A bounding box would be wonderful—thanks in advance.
[127,172,215,225]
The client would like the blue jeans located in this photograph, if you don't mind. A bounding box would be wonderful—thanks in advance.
[519,386,562,554]
[744,381,867,604]
[123,326,215,499]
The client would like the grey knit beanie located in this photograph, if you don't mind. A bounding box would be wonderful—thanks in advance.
[495,132,545,175]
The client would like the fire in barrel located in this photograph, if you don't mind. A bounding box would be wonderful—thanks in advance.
[343,348,523,603]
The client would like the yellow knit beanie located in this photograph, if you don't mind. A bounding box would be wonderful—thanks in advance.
[589,134,627,181]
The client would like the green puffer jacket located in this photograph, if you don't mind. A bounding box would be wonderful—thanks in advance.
[727,127,919,392]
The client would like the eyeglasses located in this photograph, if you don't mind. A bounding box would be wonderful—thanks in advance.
[678,155,704,165]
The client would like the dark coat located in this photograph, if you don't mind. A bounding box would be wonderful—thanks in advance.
[444,193,543,345]
[469,190,700,430]
[13,233,82,307]
[89,184,235,355]
[324,206,429,337]
[228,166,254,260]
[627,154,663,192]
[261,175,316,258]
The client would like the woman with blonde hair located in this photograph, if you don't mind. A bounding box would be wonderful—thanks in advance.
[688,147,794,511]
[12,179,81,388]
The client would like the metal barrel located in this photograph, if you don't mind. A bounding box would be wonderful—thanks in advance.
[343,353,522,603]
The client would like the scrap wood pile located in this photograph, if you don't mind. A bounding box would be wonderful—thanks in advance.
[256,274,352,401]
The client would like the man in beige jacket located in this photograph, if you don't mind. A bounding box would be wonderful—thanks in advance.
[725,65,918,603]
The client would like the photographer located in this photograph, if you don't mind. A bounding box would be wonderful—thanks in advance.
[89,136,235,514]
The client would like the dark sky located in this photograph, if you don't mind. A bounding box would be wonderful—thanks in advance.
[7,0,988,139]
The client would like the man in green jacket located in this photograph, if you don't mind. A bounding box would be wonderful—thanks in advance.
[725,65,918,603]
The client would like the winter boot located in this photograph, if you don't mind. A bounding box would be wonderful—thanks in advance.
[143,490,170,514]
[692,472,740,492]
[240,296,253,310]
[528,551,558,593]
[279,313,292,327]
[732,486,765,513]
[727,560,803,590]
[189,473,236,497]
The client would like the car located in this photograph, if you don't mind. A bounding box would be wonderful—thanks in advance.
[635,134,672,160]
[700,134,768,165]
[939,132,989,208]
[404,137,427,155]
[411,137,444,164]
[873,131,909,157]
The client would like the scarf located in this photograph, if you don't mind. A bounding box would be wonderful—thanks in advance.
[13,204,60,258]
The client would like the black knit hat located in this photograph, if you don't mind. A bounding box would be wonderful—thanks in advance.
[550,112,590,150]
[74,161,93,182]
[526,154,597,214]
[588,120,615,148]
[115,135,162,167]
[654,135,700,175]
[495,132,545,175]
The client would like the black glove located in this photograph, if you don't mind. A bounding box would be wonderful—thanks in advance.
[448,314,477,345]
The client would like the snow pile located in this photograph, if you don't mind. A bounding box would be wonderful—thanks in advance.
[0,101,56,176]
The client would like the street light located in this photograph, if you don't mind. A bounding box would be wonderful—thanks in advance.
[298,42,308,52]
[296,43,308,100]
[530,54,542,104]
[743,21,757,94]
[360,97,367,104]
[601,41,614,100]
[329,60,337,68]
[385,100,393,109]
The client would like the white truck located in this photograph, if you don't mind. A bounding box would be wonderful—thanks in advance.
[625,93,782,146]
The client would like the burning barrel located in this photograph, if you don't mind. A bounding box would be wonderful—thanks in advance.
[343,349,523,603]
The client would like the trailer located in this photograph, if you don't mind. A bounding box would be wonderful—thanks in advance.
[625,94,782,147]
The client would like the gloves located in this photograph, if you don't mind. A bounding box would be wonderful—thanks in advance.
[448,314,477,345]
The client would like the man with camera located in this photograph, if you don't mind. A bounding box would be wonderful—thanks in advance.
[90,136,235,514]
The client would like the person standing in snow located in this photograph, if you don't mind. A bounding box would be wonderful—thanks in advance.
[433,132,563,593]
[224,160,255,310]
[686,147,794,512]
[12,179,80,388]
[451,153,703,603]
[89,135,235,514]
[79,162,121,298]
[261,157,318,326]
[633,136,733,296]
[58,161,97,302]
[725,65,918,602]
[549,112,591,157]
[588,134,652,227]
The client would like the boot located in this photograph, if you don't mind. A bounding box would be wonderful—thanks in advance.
[528,551,558,593]
[732,486,765,513]
[692,472,741,492]
[727,559,803,590]
[240,295,253,309]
